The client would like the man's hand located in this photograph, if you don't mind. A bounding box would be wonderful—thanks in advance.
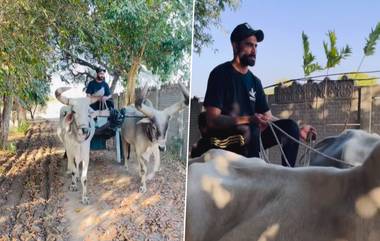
[101,96,108,103]
[300,124,317,142]
[251,113,269,131]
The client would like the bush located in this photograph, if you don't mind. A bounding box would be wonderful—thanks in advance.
[6,142,16,155]
[17,121,30,135]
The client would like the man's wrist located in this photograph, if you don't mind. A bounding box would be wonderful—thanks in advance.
[235,116,251,125]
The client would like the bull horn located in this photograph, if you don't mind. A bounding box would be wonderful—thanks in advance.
[135,83,154,118]
[179,82,189,106]
[135,99,155,118]
[55,87,71,105]
[163,83,189,116]
[141,82,149,98]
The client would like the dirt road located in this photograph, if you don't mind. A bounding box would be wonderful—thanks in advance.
[0,120,186,241]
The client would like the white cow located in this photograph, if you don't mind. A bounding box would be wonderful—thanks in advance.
[121,83,189,193]
[56,87,96,204]
[310,129,380,168]
[186,142,380,241]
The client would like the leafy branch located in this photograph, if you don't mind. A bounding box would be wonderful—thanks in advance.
[323,30,351,72]
[302,31,323,76]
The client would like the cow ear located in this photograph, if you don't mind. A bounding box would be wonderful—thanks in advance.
[137,118,151,125]
[65,112,74,124]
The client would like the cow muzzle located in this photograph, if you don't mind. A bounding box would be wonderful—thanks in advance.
[159,145,166,152]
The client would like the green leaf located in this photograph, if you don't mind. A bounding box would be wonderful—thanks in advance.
[323,30,351,69]
[364,22,380,56]
[302,31,322,76]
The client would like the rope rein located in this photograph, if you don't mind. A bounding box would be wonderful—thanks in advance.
[262,121,354,167]
[259,133,270,163]
[268,122,292,167]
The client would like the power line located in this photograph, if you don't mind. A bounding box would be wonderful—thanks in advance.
[264,70,380,89]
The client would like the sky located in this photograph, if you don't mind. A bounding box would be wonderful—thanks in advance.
[191,0,380,98]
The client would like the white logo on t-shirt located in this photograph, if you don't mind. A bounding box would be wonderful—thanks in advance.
[249,88,256,102]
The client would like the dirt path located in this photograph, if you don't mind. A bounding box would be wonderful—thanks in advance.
[0,120,186,241]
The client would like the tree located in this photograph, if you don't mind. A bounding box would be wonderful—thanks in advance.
[0,0,194,149]
[321,30,351,134]
[0,0,88,149]
[193,0,241,54]
[0,0,52,148]
[91,0,193,105]
[302,31,323,77]
[323,30,351,75]
[355,22,380,76]
[343,23,380,130]
[18,79,50,120]
[52,1,193,105]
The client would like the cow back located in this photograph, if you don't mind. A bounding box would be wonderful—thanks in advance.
[310,129,380,168]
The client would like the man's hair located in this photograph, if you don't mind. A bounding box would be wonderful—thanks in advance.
[232,41,242,57]
[96,67,106,74]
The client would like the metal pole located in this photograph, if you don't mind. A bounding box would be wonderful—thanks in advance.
[115,128,121,163]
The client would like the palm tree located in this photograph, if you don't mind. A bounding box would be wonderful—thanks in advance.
[301,32,323,139]
[322,30,351,134]
[357,22,380,76]
[343,22,380,131]
[323,30,352,75]
[302,31,323,77]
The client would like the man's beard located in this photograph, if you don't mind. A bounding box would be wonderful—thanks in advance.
[240,54,256,67]
[97,76,105,81]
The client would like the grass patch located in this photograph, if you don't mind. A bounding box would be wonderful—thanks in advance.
[0,141,17,157]
[17,121,30,135]
[5,142,16,155]
[8,121,30,142]
[4,121,29,153]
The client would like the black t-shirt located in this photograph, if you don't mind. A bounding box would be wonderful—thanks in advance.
[85,80,111,96]
[203,61,269,116]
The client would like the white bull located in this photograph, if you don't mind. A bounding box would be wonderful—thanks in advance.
[121,83,189,193]
[186,142,380,241]
[56,87,96,204]
[310,129,380,168]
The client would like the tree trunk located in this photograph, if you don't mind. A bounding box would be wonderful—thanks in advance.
[14,97,27,126]
[19,105,27,122]
[0,98,2,136]
[110,72,120,94]
[125,58,140,106]
[125,44,146,106]
[1,94,13,149]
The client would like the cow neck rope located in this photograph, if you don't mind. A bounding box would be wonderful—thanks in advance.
[71,118,91,141]
[267,121,354,167]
